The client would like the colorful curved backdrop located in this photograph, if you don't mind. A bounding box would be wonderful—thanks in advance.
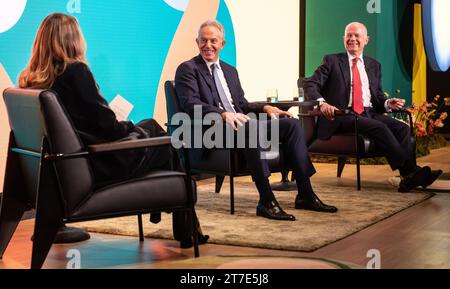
[0,0,237,189]
[0,0,301,189]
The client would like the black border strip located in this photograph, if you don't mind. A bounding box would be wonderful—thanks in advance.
[300,0,306,77]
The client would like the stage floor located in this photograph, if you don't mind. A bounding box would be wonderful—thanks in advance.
[1,144,449,269]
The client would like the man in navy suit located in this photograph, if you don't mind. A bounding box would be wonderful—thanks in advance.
[175,20,337,221]
[304,22,442,192]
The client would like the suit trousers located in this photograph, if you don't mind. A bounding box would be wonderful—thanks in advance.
[240,117,316,183]
[335,110,416,174]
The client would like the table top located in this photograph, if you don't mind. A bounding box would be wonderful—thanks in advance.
[254,100,318,110]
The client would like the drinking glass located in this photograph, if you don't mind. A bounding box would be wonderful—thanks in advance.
[292,87,305,102]
[266,88,278,103]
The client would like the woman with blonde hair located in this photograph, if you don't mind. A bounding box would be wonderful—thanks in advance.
[19,13,87,89]
[19,13,207,247]
[19,12,168,181]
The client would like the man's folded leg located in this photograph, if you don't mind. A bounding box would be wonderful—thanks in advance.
[398,165,442,192]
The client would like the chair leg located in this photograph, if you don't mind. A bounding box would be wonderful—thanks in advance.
[31,142,64,269]
[191,209,199,257]
[0,135,31,259]
[337,157,347,178]
[215,175,225,194]
[354,115,361,191]
[137,214,144,242]
[230,175,235,215]
[31,213,61,269]
[356,157,361,191]
[271,170,297,191]
[281,170,290,182]
[0,194,28,259]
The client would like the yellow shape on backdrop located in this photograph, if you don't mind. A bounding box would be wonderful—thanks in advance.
[413,4,427,105]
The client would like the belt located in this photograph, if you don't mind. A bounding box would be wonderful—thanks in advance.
[347,107,373,118]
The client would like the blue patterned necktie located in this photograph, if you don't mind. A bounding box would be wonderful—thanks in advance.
[211,63,235,112]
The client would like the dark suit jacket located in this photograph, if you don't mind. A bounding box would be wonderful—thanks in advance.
[51,62,134,145]
[51,62,158,182]
[175,55,265,118]
[303,53,387,140]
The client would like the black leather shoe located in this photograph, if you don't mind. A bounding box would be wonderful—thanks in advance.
[256,201,296,221]
[180,234,210,249]
[295,194,338,213]
[54,226,90,243]
[399,166,432,192]
[421,168,443,188]
[31,225,91,243]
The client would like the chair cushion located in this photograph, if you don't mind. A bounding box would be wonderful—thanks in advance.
[309,134,376,156]
[191,148,283,175]
[191,149,246,173]
[70,170,193,220]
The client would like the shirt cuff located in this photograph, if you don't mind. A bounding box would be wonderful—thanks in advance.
[317,97,326,107]
[384,99,392,112]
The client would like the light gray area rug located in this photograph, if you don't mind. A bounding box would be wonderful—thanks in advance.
[72,181,433,252]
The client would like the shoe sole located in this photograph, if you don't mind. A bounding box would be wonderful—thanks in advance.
[421,170,443,189]
[295,205,338,213]
[256,210,296,221]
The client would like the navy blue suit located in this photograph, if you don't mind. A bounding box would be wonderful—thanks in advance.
[175,55,266,117]
[175,55,316,183]
[304,53,415,172]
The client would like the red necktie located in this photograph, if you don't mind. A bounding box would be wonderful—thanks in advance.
[352,57,364,115]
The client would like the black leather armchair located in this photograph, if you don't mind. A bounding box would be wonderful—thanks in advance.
[298,79,415,190]
[164,81,287,215]
[0,88,199,269]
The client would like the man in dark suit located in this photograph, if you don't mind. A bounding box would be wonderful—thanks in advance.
[175,20,337,221]
[304,22,442,192]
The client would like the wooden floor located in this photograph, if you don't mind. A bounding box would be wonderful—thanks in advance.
[1,145,449,269]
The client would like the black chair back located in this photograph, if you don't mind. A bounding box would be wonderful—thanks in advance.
[298,77,318,146]
[164,80,182,135]
[3,88,95,215]
[3,89,45,205]
[38,90,95,214]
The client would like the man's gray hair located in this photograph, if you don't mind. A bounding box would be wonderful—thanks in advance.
[344,22,368,36]
[197,20,225,40]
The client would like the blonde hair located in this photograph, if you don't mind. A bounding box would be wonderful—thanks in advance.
[19,13,87,88]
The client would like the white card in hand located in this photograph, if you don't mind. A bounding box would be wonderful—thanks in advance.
[109,94,134,121]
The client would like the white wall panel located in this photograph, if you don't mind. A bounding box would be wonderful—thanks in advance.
[225,0,299,102]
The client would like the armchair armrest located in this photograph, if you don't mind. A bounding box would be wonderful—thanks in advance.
[298,100,319,107]
[45,136,174,160]
[391,108,408,113]
[298,108,353,117]
[390,108,414,134]
[166,119,221,129]
[88,136,173,153]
